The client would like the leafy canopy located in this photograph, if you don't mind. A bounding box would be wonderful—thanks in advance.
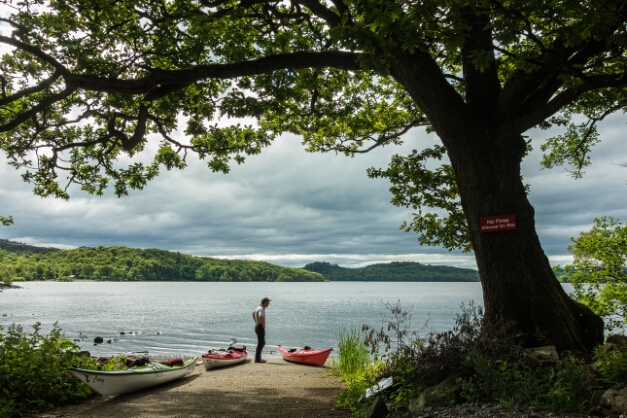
[564,217,627,331]
[0,0,626,249]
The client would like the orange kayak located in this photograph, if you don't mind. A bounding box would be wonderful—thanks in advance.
[277,345,332,367]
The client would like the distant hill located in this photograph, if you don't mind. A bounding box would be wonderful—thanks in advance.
[0,239,479,283]
[0,239,60,254]
[0,241,324,283]
[303,261,480,282]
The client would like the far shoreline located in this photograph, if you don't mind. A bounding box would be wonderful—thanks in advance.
[2,279,482,284]
[0,282,22,291]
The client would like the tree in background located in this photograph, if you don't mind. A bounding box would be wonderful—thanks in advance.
[0,251,9,285]
[1,0,626,351]
[564,217,627,332]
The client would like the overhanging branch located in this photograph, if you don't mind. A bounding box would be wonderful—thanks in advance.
[71,51,363,94]
[0,86,77,132]
[513,75,627,132]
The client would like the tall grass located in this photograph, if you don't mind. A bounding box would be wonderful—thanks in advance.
[332,326,381,411]
[335,325,371,378]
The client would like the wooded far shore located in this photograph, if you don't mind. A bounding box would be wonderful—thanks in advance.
[0,239,480,283]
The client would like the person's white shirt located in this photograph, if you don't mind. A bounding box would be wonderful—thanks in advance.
[253,304,267,327]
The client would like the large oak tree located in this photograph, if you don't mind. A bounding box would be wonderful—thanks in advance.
[1,0,625,352]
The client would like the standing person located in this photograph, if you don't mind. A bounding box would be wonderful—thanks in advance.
[252,297,271,363]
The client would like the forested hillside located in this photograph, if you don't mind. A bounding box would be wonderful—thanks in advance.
[0,244,324,283]
[0,239,60,254]
[0,240,480,283]
[303,261,480,282]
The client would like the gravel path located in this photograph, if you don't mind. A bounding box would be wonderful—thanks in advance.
[32,358,352,418]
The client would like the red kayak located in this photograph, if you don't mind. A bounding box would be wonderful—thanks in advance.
[278,345,333,367]
[201,346,248,370]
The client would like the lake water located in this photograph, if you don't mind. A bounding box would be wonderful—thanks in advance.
[1,281,494,358]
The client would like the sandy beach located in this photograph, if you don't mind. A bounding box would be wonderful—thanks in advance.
[32,358,353,418]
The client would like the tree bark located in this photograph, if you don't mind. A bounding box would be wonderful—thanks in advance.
[449,125,603,353]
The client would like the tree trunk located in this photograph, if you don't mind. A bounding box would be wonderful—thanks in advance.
[448,125,604,353]
[389,52,604,353]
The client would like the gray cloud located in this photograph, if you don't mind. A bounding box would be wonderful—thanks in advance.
[1,114,626,270]
[521,114,627,264]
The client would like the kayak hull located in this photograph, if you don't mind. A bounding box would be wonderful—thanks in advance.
[201,348,248,370]
[69,357,197,396]
[278,345,332,367]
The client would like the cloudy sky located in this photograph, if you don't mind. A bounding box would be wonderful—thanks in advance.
[1,108,626,271]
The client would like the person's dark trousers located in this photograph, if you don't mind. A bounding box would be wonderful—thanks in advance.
[255,324,265,362]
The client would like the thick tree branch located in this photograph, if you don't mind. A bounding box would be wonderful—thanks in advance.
[500,4,627,122]
[124,104,149,152]
[460,7,501,113]
[0,86,77,132]
[390,50,470,146]
[513,75,627,132]
[71,51,362,94]
[102,104,151,152]
[294,0,341,27]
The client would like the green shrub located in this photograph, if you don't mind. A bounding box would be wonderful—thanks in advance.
[0,322,95,417]
[458,350,587,412]
[467,353,547,405]
[544,356,587,413]
[362,301,434,407]
[361,301,594,414]
[385,345,425,406]
[594,345,627,388]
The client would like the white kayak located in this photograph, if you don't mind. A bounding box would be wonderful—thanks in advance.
[201,346,248,370]
[69,357,197,396]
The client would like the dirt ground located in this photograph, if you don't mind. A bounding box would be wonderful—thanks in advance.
[32,358,353,418]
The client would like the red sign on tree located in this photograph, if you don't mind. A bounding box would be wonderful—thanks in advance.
[480,215,516,232]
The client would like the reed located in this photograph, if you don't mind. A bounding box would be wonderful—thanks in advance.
[335,325,371,379]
